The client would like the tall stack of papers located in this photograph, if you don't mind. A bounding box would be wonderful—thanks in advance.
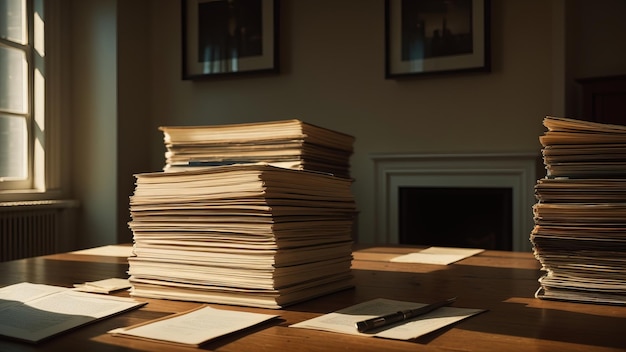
[127,163,356,308]
[531,116,626,305]
[159,119,355,178]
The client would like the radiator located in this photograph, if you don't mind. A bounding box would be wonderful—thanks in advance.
[0,200,78,261]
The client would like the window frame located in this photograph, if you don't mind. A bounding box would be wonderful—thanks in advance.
[0,0,67,201]
[0,0,33,190]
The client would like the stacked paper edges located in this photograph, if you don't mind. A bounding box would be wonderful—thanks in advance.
[127,163,357,309]
[531,116,626,305]
[159,119,355,178]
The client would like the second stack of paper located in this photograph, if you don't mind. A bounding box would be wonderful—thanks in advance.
[531,116,626,305]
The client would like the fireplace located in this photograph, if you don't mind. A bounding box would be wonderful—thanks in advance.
[398,186,513,250]
[372,153,540,251]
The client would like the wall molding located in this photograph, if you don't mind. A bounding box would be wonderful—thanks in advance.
[371,153,540,251]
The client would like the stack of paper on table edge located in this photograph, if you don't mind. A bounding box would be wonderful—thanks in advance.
[531,116,626,305]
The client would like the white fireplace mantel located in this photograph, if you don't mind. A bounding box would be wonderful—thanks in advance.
[371,153,540,252]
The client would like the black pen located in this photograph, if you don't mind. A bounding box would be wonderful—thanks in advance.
[355,297,457,333]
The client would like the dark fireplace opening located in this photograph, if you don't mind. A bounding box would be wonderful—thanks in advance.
[398,187,513,251]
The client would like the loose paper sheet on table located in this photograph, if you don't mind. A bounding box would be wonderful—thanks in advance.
[290,298,485,340]
[71,245,133,257]
[0,282,145,343]
[73,278,131,294]
[109,305,278,346]
[390,247,485,265]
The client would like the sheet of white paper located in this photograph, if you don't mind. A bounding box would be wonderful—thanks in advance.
[73,278,131,293]
[0,283,145,343]
[109,306,278,346]
[71,245,133,257]
[0,282,67,308]
[390,247,485,265]
[290,298,485,340]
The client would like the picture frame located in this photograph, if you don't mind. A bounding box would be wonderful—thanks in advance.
[385,0,490,78]
[182,0,279,80]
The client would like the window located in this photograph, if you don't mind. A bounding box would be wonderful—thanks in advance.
[0,0,64,198]
[0,0,33,188]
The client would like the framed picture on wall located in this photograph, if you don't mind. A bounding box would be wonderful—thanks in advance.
[385,0,490,78]
[182,0,279,80]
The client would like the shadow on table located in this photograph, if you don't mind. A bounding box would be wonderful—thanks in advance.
[286,262,626,350]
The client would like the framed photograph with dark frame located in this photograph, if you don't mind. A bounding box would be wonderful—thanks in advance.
[182,0,279,80]
[385,0,490,78]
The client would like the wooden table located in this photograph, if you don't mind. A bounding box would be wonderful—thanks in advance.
[1,245,625,351]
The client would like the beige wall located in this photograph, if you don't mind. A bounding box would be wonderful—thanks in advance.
[71,0,153,247]
[70,0,626,247]
[146,0,554,244]
[71,0,118,248]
